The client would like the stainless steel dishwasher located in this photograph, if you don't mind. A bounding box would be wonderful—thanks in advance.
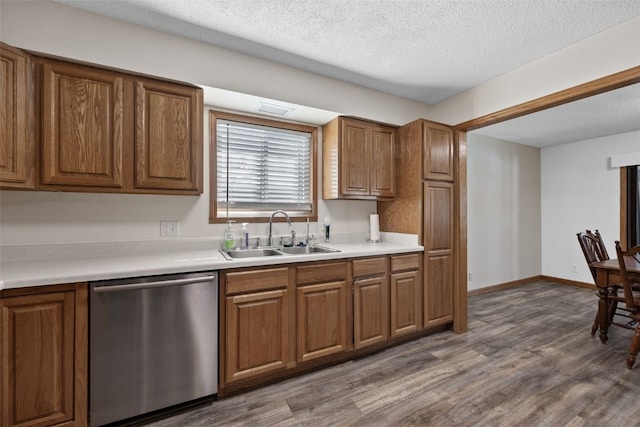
[89,271,218,427]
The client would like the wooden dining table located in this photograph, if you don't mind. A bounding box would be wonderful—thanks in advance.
[591,255,640,343]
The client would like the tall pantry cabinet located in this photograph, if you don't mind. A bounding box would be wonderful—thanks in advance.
[378,119,467,333]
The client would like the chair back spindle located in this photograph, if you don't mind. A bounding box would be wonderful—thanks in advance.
[615,241,640,312]
[577,229,609,282]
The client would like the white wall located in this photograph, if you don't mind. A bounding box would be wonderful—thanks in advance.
[467,134,541,291]
[0,0,415,245]
[468,130,640,290]
[541,130,640,283]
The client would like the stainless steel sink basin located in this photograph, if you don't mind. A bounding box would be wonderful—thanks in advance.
[278,246,340,255]
[219,248,284,260]
[220,245,340,260]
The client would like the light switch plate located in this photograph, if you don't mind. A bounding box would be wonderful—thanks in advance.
[160,221,179,237]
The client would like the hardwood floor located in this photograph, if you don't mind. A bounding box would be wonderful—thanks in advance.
[144,280,640,426]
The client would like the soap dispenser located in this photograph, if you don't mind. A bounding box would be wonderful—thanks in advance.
[224,221,236,250]
[241,223,249,249]
[323,216,331,243]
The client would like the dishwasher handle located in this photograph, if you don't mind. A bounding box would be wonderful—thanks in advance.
[92,276,215,293]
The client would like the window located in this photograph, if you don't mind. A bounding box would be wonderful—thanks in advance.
[210,110,317,223]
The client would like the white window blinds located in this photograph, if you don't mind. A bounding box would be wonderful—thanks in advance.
[217,119,313,217]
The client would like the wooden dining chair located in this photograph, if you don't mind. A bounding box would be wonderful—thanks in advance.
[577,229,615,335]
[614,241,640,368]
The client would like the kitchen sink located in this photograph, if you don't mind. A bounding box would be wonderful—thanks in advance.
[220,245,340,260]
[278,246,340,255]
[219,248,284,260]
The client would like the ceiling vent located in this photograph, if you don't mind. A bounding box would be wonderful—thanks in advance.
[257,102,294,117]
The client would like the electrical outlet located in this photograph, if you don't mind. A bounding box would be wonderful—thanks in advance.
[468,272,473,281]
[571,265,578,273]
[160,221,179,237]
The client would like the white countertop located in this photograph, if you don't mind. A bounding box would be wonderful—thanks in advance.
[0,233,422,290]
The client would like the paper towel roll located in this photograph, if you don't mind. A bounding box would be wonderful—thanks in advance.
[369,214,380,242]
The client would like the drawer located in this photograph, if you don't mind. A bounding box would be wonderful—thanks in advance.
[225,267,289,295]
[352,257,387,278]
[297,262,346,285]
[390,253,420,272]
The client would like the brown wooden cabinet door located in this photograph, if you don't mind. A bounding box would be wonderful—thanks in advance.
[340,118,370,197]
[297,281,348,362]
[370,125,395,198]
[390,270,421,337]
[1,291,75,427]
[0,43,34,189]
[422,121,454,182]
[323,116,396,200]
[134,79,202,192]
[225,289,289,383]
[353,275,389,349]
[423,181,454,326]
[41,60,125,188]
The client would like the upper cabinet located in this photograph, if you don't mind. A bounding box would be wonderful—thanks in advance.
[0,43,203,195]
[323,116,396,200]
[423,121,454,182]
[377,119,455,235]
[38,57,203,194]
[41,60,126,189]
[0,42,35,189]
[134,79,202,191]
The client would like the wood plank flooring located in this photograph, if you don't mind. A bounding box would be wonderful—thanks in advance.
[144,280,640,426]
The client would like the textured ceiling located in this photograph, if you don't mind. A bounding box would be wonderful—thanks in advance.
[54,0,640,146]
[55,0,640,104]
[472,83,640,147]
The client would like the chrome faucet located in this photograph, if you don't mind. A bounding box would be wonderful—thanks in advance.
[268,210,291,246]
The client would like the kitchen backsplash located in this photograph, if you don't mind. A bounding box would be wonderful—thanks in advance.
[0,232,418,263]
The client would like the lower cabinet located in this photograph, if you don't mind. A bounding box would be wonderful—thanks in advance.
[296,262,348,362]
[423,181,455,327]
[219,253,426,395]
[352,257,388,349]
[297,281,348,362]
[390,254,422,337]
[223,267,291,385]
[0,283,88,427]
